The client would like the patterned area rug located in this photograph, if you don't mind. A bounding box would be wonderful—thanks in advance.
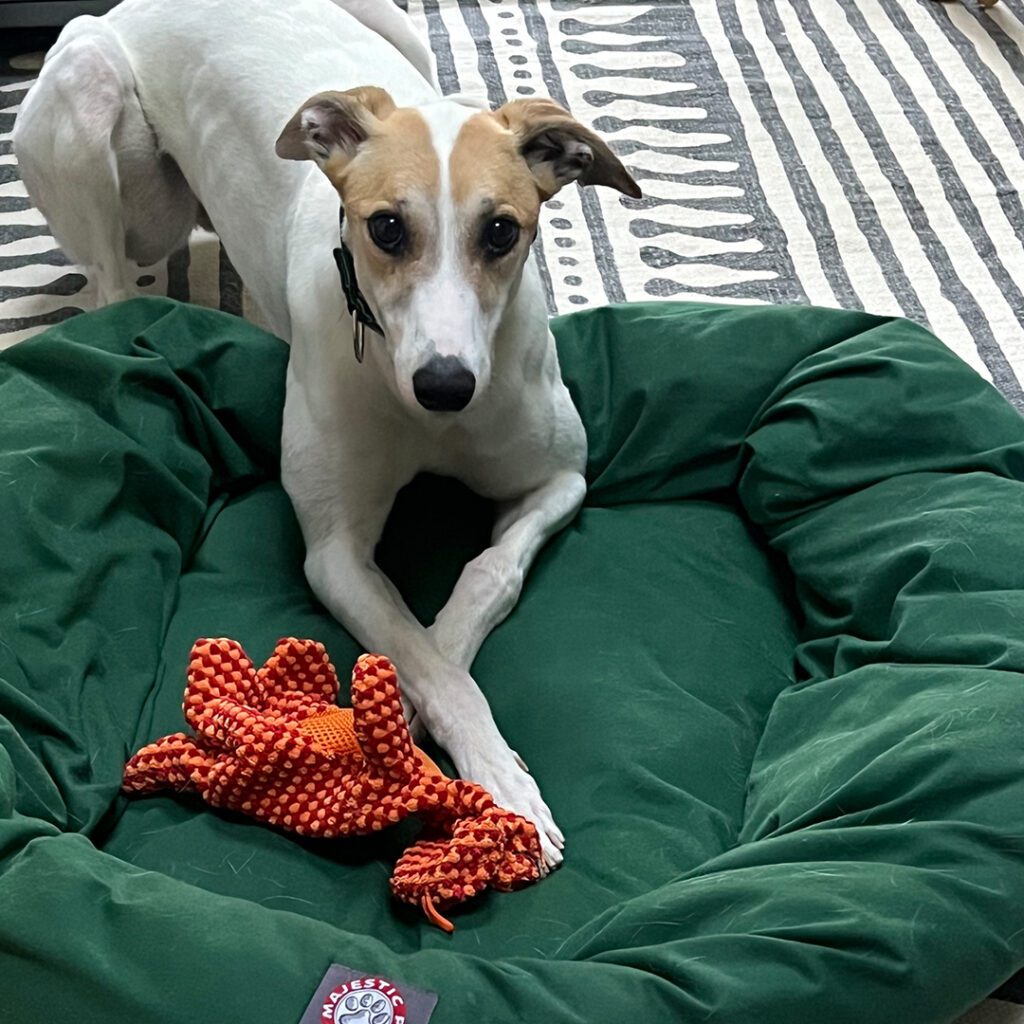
[3,0,1024,412]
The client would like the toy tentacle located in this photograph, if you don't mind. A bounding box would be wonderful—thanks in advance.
[410,779,494,841]
[122,733,217,793]
[185,638,262,731]
[188,694,279,755]
[258,637,340,706]
[390,807,543,931]
[439,777,496,820]
[351,654,418,780]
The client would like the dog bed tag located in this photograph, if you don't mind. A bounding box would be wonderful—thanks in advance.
[300,964,438,1024]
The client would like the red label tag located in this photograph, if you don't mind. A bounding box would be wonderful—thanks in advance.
[301,965,437,1024]
[321,976,407,1024]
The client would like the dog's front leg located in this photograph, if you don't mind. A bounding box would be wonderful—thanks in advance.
[429,470,587,671]
[303,530,566,871]
[425,469,586,862]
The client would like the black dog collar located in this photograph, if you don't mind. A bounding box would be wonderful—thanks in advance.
[332,206,384,363]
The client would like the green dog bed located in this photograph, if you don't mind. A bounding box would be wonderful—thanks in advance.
[2,297,1024,1022]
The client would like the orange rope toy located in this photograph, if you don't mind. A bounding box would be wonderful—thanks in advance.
[122,637,542,931]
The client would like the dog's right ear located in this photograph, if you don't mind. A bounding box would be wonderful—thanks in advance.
[275,87,396,169]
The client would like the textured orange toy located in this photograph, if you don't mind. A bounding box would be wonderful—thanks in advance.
[123,637,542,931]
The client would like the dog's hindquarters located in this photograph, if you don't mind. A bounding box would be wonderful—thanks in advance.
[328,0,438,88]
[13,17,200,306]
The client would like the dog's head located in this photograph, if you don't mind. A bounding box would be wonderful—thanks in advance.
[276,87,639,415]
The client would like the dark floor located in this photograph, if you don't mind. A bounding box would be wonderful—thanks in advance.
[0,26,59,83]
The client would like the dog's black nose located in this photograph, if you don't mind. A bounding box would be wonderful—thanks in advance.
[412,356,476,412]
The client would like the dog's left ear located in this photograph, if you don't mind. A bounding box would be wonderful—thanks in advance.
[276,86,397,169]
[494,98,641,200]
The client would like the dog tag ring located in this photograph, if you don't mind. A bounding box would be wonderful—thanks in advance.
[352,311,366,363]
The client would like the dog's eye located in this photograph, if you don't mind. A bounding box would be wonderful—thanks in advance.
[482,217,520,257]
[367,213,406,254]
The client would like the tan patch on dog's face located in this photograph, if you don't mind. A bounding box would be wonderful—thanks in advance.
[447,112,540,310]
[449,112,542,222]
[324,108,440,209]
[323,108,442,303]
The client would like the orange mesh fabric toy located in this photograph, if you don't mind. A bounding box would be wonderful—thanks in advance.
[123,637,542,931]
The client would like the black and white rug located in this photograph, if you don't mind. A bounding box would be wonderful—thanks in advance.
[3,0,1024,412]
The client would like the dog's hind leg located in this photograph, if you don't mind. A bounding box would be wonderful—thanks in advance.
[328,0,438,87]
[13,20,199,307]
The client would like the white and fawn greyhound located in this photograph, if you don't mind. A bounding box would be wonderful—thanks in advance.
[13,0,640,869]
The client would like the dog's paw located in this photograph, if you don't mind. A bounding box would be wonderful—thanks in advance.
[473,755,564,874]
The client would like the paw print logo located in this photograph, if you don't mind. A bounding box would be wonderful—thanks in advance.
[322,978,406,1024]
[337,991,393,1024]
